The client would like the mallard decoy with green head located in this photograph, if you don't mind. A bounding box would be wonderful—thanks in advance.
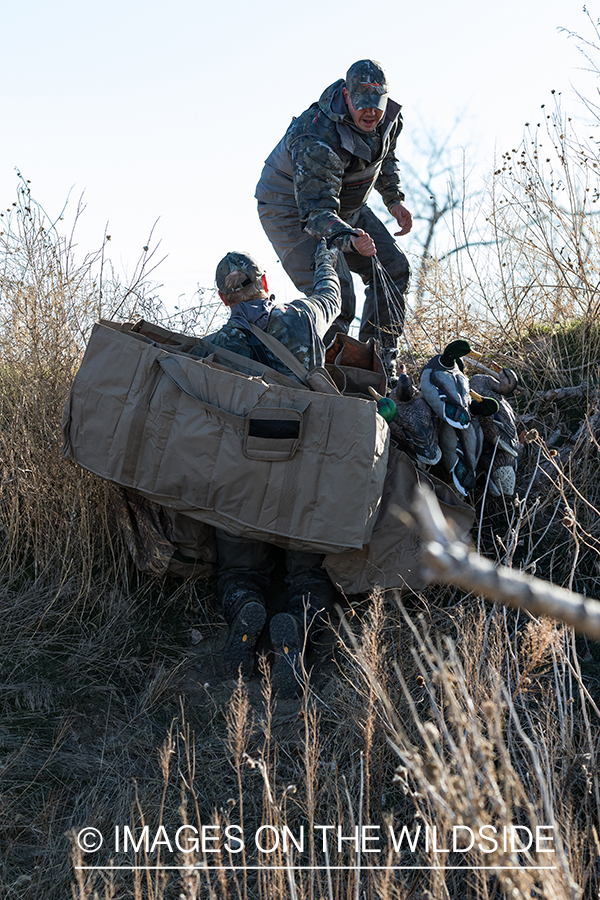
[439,417,484,496]
[368,386,397,422]
[420,339,473,430]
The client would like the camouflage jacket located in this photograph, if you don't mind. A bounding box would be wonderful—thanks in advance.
[255,79,404,246]
[208,247,340,379]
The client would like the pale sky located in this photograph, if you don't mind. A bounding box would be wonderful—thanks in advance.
[0,0,593,313]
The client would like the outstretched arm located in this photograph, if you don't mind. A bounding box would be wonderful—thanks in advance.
[266,241,341,370]
[290,137,373,255]
[301,240,341,338]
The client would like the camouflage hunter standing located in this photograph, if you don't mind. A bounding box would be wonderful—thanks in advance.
[255,59,410,347]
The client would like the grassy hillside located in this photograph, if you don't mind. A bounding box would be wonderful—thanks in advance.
[1,113,600,900]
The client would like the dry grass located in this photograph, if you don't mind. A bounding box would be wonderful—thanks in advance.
[1,108,600,899]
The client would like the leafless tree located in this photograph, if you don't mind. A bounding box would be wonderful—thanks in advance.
[373,117,481,310]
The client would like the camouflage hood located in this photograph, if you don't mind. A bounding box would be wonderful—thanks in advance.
[316,79,351,126]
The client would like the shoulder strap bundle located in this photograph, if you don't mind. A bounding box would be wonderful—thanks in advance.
[249,323,311,385]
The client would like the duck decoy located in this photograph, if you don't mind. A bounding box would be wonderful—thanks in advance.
[490,448,518,496]
[470,369,520,459]
[420,339,473,430]
[394,363,415,402]
[439,418,484,496]
[478,446,518,497]
[388,376,442,466]
[368,386,397,423]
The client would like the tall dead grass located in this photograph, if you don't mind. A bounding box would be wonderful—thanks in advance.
[1,95,600,899]
[63,593,599,900]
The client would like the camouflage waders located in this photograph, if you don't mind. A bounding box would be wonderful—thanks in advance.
[216,529,337,685]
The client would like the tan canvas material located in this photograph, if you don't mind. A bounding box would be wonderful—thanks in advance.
[63,322,390,555]
[323,448,475,593]
[106,318,311,391]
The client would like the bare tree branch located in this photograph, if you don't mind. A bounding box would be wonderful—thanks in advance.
[414,485,600,640]
[534,383,598,404]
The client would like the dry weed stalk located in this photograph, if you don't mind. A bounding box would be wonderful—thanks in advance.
[225,674,252,897]
[344,599,590,900]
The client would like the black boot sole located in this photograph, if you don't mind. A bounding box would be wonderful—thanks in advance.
[270,613,303,698]
[223,602,267,679]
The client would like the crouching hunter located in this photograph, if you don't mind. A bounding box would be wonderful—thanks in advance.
[207,239,341,696]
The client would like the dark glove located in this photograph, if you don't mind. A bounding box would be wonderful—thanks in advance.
[312,237,339,270]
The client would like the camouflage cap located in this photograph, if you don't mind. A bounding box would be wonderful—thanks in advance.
[345,59,389,111]
[215,251,264,294]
